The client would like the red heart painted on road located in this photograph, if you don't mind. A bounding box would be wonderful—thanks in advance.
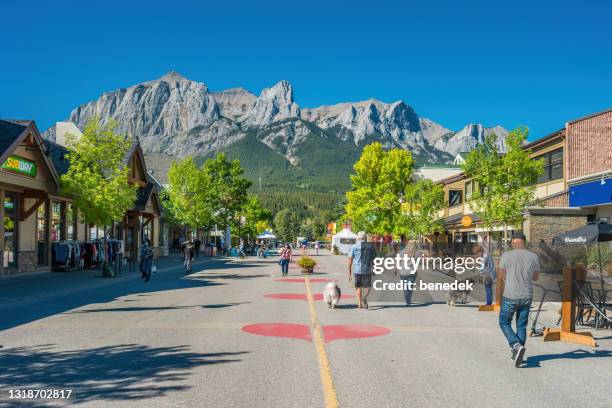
[242,323,311,342]
[242,323,390,343]
[275,278,332,283]
[322,325,391,343]
[264,293,354,301]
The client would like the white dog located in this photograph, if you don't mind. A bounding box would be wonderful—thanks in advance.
[323,282,342,308]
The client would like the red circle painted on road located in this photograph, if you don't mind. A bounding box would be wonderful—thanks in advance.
[322,325,391,343]
[242,323,312,342]
[242,323,390,343]
[275,278,332,283]
[264,293,354,301]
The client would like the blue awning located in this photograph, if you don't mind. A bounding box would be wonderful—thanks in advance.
[569,178,612,207]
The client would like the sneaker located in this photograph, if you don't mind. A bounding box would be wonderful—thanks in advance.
[510,344,519,360]
[513,345,526,367]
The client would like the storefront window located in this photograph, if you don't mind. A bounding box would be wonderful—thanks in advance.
[51,201,64,242]
[67,203,76,241]
[4,193,17,268]
[37,202,47,265]
[143,220,152,244]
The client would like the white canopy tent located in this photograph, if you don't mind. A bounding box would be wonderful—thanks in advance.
[257,232,277,239]
[331,228,358,255]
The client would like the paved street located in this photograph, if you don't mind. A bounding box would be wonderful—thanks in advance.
[0,253,611,408]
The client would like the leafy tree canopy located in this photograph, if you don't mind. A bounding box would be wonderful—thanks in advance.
[344,143,415,234]
[61,117,137,226]
[462,127,543,231]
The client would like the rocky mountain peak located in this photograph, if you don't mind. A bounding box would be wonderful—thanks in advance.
[242,80,300,127]
[159,70,188,82]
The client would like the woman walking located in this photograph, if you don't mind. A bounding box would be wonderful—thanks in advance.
[141,239,154,282]
[475,244,496,305]
[184,240,195,274]
[279,243,292,276]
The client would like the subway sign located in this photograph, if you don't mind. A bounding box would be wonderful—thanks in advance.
[2,155,37,177]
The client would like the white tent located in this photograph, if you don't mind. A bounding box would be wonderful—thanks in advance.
[257,232,277,239]
[331,228,358,255]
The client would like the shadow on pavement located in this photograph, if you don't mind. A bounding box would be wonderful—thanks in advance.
[202,302,251,309]
[523,349,612,368]
[189,274,270,280]
[0,344,248,405]
[0,256,266,331]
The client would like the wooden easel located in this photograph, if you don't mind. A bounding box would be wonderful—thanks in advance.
[542,267,597,347]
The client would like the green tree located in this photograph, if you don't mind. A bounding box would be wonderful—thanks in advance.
[62,117,137,227]
[462,127,543,244]
[164,156,213,229]
[395,179,444,239]
[240,196,272,242]
[274,208,300,242]
[344,143,414,234]
[203,153,252,231]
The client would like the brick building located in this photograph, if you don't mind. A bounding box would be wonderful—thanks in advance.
[432,108,611,269]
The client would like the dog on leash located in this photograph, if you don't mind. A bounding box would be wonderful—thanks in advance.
[447,278,473,306]
[323,282,342,308]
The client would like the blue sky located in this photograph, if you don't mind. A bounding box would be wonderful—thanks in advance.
[1,0,611,139]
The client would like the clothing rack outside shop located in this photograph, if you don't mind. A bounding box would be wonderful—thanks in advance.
[51,239,126,276]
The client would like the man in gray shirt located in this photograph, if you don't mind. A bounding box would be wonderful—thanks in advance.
[498,232,540,367]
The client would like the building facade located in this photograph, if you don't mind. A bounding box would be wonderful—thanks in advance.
[0,119,164,275]
[433,108,611,265]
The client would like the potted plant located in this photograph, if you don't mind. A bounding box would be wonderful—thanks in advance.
[297,256,317,274]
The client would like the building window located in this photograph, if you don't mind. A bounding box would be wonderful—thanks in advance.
[67,203,77,240]
[465,181,473,201]
[536,148,563,184]
[448,190,463,207]
[4,193,18,268]
[37,202,47,265]
[142,219,152,244]
[51,201,65,242]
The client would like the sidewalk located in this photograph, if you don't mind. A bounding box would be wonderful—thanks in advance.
[0,254,218,309]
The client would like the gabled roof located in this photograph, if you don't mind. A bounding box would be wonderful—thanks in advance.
[0,119,60,188]
[0,120,31,156]
[43,140,71,176]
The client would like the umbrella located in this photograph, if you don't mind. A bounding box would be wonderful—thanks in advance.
[552,222,612,246]
[552,222,611,328]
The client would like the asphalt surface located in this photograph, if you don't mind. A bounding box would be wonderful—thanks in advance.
[0,252,610,408]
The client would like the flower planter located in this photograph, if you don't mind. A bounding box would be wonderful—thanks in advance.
[302,267,314,274]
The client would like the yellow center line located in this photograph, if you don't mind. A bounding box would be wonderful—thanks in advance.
[304,275,339,408]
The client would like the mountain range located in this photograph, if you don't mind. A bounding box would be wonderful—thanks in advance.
[44,71,508,192]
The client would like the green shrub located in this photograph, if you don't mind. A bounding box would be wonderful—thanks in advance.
[297,256,317,269]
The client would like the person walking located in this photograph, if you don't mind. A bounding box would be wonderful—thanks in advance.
[475,244,496,306]
[396,245,417,306]
[279,243,292,276]
[141,239,154,282]
[184,241,195,274]
[315,241,320,256]
[194,238,202,258]
[348,231,376,309]
[497,232,540,367]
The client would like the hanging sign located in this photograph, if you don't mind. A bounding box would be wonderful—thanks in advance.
[461,215,473,227]
[2,155,37,177]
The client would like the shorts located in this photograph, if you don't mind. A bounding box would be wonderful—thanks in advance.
[354,274,372,288]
